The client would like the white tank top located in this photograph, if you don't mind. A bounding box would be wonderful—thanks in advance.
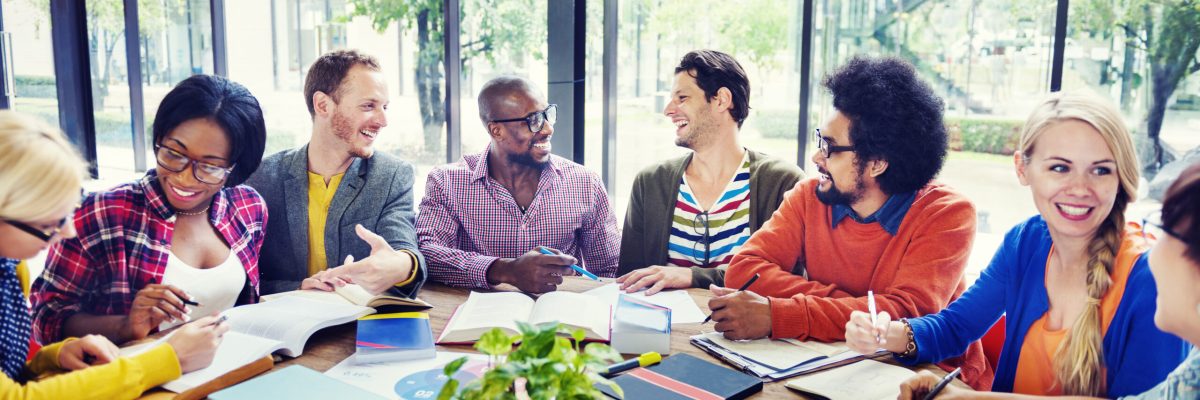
[158,249,246,331]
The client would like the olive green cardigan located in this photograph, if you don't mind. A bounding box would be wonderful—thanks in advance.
[617,150,805,287]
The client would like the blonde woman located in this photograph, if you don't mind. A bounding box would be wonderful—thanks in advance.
[844,92,1189,397]
[0,111,227,398]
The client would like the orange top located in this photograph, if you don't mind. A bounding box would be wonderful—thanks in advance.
[1011,231,1148,395]
[725,179,993,389]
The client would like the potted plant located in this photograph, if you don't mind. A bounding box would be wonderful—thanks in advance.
[438,322,624,400]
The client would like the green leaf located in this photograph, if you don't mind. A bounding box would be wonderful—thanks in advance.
[437,378,459,400]
[475,328,516,356]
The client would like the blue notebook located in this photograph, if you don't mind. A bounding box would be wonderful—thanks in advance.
[209,365,385,400]
[354,312,436,364]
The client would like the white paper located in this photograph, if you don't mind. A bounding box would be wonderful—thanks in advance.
[118,331,176,358]
[161,331,283,393]
[582,283,707,324]
[701,332,833,370]
[785,359,915,400]
[325,352,490,400]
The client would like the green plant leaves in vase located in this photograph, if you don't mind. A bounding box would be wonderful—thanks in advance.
[439,322,624,400]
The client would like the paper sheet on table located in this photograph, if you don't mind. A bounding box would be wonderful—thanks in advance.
[701,332,847,370]
[582,283,707,324]
[325,352,490,399]
[784,359,915,400]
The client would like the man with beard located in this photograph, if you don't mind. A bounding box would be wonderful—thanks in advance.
[615,50,804,295]
[710,56,992,388]
[246,50,426,297]
[416,76,619,293]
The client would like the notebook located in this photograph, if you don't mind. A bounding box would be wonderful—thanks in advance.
[597,353,762,400]
[209,365,387,400]
[690,332,888,381]
[263,284,433,310]
[784,359,916,400]
[354,312,436,364]
[437,291,612,344]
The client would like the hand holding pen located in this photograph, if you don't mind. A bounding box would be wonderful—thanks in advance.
[706,274,774,340]
[897,368,965,400]
[845,291,907,355]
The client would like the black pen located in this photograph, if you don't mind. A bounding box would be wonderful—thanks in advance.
[922,367,961,400]
[702,273,760,324]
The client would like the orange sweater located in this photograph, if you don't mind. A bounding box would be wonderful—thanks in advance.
[726,178,993,388]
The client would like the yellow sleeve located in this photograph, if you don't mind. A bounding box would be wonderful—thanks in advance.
[0,342,182,400]
[393,250,420,288]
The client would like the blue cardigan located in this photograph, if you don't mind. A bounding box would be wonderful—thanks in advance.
[903,216,1190,396]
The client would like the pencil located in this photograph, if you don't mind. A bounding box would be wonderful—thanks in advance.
[702,273,760,324]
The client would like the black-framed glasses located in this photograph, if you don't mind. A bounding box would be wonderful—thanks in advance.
[1142,210,1183,240]
[691,212,711,267]
[813,128,855,158]
[490,104,557,134]
[3,189,83,242]
[154,145,235,185]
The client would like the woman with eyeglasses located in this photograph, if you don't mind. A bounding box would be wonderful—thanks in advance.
[844,92,1189,398]
[31,75,268,347]
[0,111,227,398]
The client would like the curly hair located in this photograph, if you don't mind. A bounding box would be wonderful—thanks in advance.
[822,56,946,194]
[675,50,751,128]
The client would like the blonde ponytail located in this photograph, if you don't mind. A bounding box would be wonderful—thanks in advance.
[1052,195,1124,395]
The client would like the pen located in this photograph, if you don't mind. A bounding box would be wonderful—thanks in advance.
[208,315,228,327]
[867,290,879,341]
[181,298,200,307]
[922,367,961,400]
[537,247,599,281]
[702,273,759,324]
[599,352,662,378]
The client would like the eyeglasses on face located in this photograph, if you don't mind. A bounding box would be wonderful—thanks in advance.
[4,189,84,242]
[1142,210,1183,240]
[490,104,557,134]
[154,145,235,185]
[813,128,855,158]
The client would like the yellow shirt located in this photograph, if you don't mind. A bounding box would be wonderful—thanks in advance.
[1,262,182,399]
[307,172,345,277]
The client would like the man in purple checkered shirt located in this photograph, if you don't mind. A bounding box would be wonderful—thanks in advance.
[417,76,620,293]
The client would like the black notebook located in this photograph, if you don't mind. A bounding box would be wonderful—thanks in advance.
[598,353,763,400]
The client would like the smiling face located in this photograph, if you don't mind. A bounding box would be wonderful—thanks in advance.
[156,118,232,213]
[664,72,719,149]
[1016,119,1120,241]
[811,111,867,206]
[327,65,389,159]
[490,90,554,168]
[0,198,77,259]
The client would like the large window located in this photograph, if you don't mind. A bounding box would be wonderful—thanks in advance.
[3,2,59,126]
[227,0,447,202]
[1064,1,1200,168]
[611,0,804,219]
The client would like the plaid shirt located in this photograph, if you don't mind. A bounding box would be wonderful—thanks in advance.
[417,146,620,288]
[31,170,267,343]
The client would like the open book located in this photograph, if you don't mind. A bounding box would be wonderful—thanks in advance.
[122,296,373,393]
[263,284,432,310]
[436,291,611,344]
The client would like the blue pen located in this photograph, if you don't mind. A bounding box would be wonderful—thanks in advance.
[537,247,599,280]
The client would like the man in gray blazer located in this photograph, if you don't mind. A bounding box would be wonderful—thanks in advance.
[246,49,425,297]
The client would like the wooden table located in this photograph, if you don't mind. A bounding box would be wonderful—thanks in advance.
[259,277,961,399]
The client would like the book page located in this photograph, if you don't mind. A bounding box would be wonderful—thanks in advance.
[529,291,610,340]
[785,359,915,400]
[223,296,372,356]
[161,331,284,393]
[334,284,374,306]
[701,332,831,370]
[445,292,534,333]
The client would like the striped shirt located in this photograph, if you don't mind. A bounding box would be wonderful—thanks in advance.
[417,145,620,289]
[668,153,752,268]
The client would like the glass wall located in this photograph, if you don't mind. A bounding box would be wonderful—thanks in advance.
[1064,1,1200,169]
[227,0,447,203]
[2,1,59,127]
[611,0,804,219]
